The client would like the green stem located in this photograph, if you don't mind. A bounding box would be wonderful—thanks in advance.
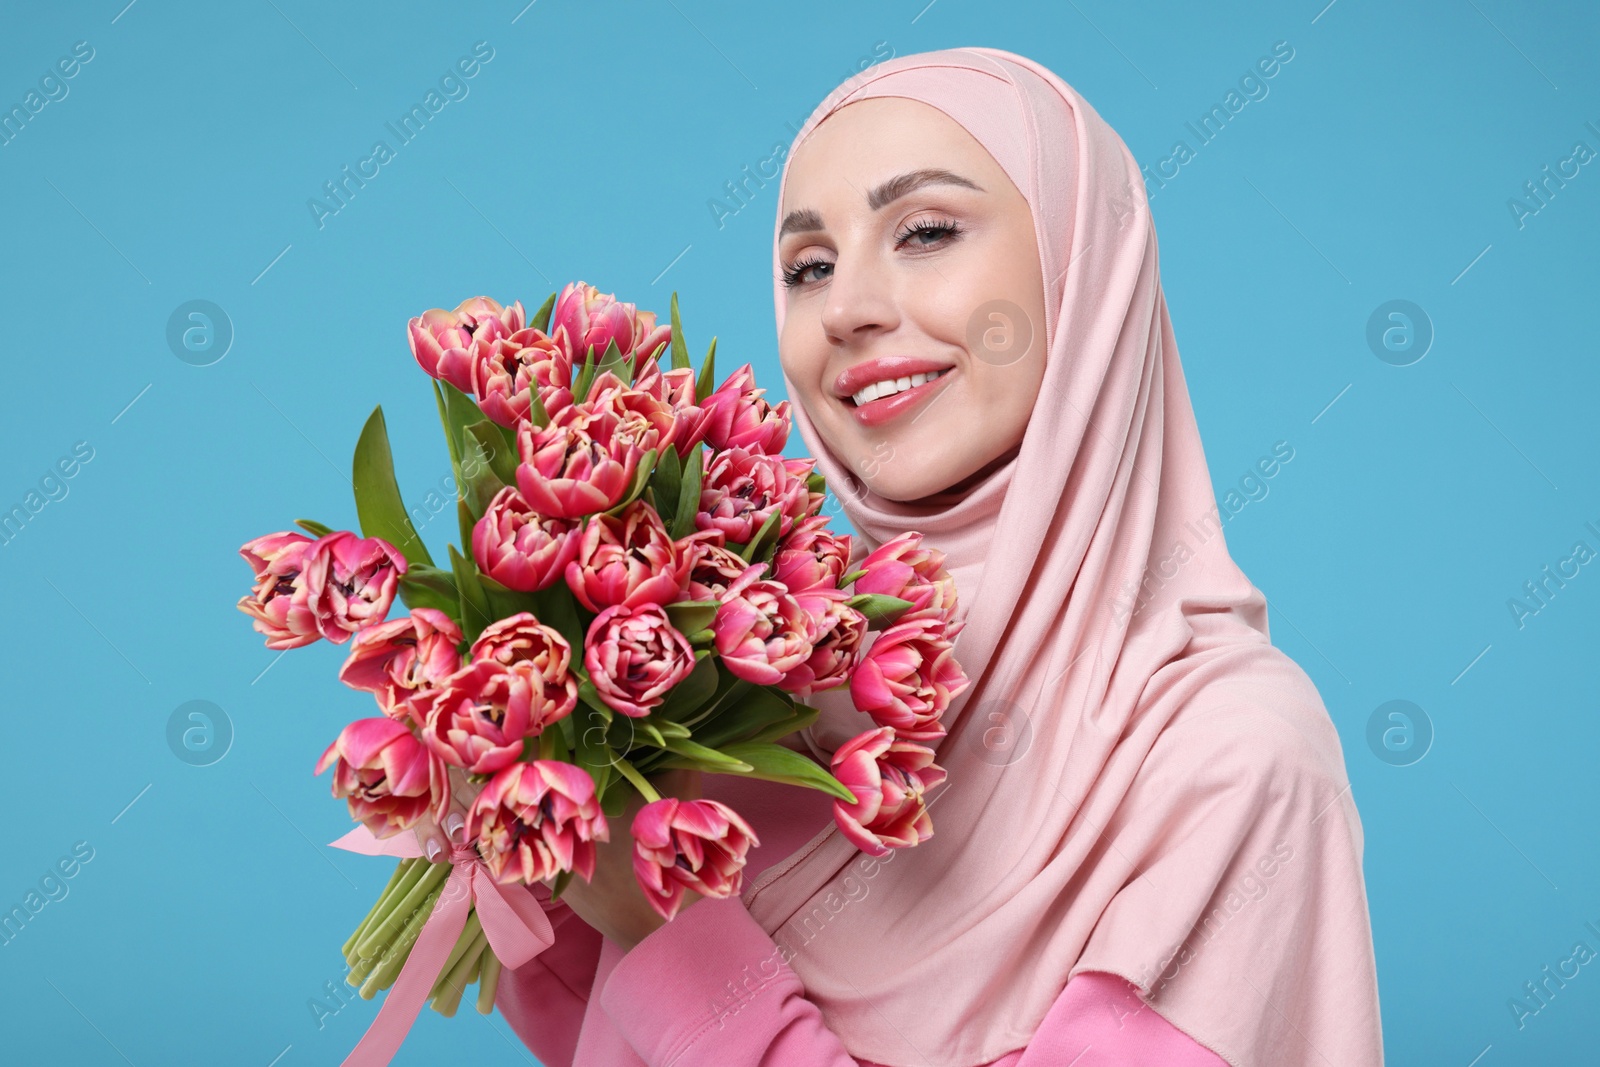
[344,859,414,959]
[613,758,660,803]
[346,859,430,976]
[347,877,440,990]
[476,950,503,1015]
[430,927,487,1017]
[429,910,484,999]
[359,881,445,998]
[356,859,452,959]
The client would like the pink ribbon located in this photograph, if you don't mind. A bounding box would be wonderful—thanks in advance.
[328,824,556,1067]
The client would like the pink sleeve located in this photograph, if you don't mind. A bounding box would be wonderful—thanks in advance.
[493,882,606,1067]
[1018,970,1230,1067]
[598,897,1228,1067]
[598,895,868,1067]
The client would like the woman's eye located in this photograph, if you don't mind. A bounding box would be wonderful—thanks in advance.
[896,219,963,250]
[783,258,831,288]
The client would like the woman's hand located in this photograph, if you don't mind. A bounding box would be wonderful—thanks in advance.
[545,766,705,952]
[412,763,480,860]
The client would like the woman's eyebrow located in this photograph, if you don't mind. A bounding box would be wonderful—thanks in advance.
[778,168,984,239]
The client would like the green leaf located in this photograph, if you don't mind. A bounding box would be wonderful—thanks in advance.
[466,420,518,487]
[593,337,628,386]
[654,650,719,722]
[736,508,783,563]
[352,405,434,567]
[529,582,585,653]
[741,703,822,747]
[397,563,464,619]
[458,429,507,521]
[599,778,630,818]
[578,677,615,720]
[669,292,690,372]
[651,443,683,520]
[477,573,541,624]
[603,448,658,517]
[456,497,475,560]
[839,568,868,587]
[846,592,916,629]
[694,684,796,750]
[529,290,557,333]
[525,381,550,430]
[650,718,693,740]
[805,471,827,496]
[571,346,600,405]
[432,380,462,474]
[716,741,857,802]
[438,381,484,468]
[548,867,574,903]
[670,445,703,540]
[448,544,494,644]
[656,735,753,772]
[662,599,718,637]
[294,518,335,538]
[694,336,718,404]
[570,705,615,797]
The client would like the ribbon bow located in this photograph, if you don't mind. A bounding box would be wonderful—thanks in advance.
[328,824,556,1066]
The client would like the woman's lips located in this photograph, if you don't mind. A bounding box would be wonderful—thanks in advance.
[847,368,954,428]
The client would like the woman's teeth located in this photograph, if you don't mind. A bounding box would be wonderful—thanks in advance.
[851,368,950,406]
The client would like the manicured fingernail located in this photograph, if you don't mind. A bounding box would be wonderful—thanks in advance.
[426,837,443,862]
[445,813,465,842]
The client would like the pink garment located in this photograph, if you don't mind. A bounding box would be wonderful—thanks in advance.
[496,773,1227,1066]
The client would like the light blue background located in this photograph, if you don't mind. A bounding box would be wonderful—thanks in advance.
[2,1,1596,1064]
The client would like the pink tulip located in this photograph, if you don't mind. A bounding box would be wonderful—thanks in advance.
[711,565,815,686]
[779,587,867,698]
[697,447,820,546]
[854,531,963,634]
[408,296,526,395]
[473,327,566,427]
[337,607,464,723]
[632,797,759,921]
[849,616,968,742]
[830,726,946,857]
[584,603,697,718]
[698,363,791,455]
[300,531,408,644]
[469,612,578,681]
[467,761,609,885]
[419,658,575,774]
[583,370,680,457]
[634,364,711,455]
[471,486,582,593]
[552,281,672,374]
[680,530,752,602]
[563,500,690,613]
[315,717,450,838]
[769,516,853,594]
[236,530,320,649]
[515,402,645,520]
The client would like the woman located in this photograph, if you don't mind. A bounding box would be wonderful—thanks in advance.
[421,46,1384,1066]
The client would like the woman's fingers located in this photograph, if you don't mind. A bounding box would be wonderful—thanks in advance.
[411,766,476,861]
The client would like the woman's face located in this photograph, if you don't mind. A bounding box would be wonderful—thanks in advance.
[777,96,1048,504]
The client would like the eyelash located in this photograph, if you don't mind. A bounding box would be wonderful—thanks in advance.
[779,216,964,290]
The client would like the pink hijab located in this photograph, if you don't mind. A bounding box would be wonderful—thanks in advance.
[747,47,1384,1067]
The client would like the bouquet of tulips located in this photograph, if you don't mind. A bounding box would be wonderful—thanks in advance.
[234,282,968,1038]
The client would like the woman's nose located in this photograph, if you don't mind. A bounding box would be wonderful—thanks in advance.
[819,249,899,343]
